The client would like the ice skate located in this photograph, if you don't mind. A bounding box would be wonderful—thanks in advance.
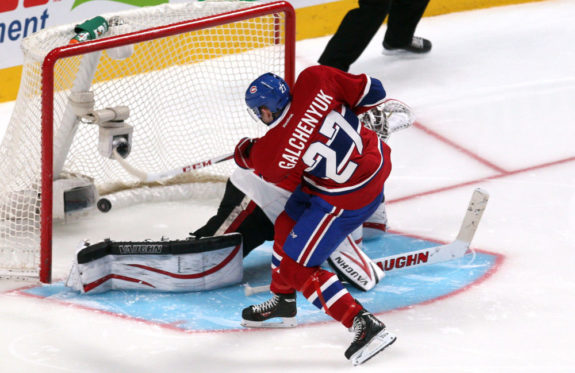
[241,292,297,328]
[345,310,396,366]
[383,36,432,55]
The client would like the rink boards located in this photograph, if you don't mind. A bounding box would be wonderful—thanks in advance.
[19,233,502,332]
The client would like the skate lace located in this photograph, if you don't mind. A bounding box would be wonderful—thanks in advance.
[253,294,280,313]
[351,317,366,343]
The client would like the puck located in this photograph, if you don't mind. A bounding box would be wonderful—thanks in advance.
[97,198,112,212]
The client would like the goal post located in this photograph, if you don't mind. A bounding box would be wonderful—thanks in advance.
[0,1,295,283]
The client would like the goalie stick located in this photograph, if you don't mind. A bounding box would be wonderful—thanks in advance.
[113,98,413,183]
[113,148,234,183]
[373,188,489,273]
[244,188,489,296]
[244,284,271,296]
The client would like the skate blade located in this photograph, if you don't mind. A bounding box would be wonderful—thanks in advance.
[241,317,297,328]
[381,49,427,58]
[350,330,397,366]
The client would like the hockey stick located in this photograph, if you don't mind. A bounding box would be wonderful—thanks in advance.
[113,149,234,183]
[244,188,489,296]
[373,188,489,273]
[244,284,271,296]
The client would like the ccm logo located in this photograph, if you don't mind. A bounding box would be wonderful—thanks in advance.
[1,0,51,13]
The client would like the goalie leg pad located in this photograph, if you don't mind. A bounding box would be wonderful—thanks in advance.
[66,233,243,294]
[363,201,388,240]
[193,178,274,257]
[328,236,385,292]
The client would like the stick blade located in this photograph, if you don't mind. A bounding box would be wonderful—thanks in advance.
[456,188,489,244]
[244,284,270,296]
[241,317,297,328]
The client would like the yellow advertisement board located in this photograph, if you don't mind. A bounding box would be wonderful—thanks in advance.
[0,0,543,102]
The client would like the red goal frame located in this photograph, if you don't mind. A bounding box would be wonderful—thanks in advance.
[39,1,296,283]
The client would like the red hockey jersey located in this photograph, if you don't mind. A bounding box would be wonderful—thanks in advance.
[245,65,392,210]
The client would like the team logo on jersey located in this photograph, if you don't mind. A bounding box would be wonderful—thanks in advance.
[250,86,257,94]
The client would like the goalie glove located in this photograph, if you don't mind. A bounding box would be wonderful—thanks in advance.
[360,99,415,142]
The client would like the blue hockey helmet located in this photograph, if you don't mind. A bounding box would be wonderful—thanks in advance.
[245,73,291,125]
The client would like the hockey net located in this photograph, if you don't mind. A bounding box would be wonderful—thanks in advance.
[0,1,295,282]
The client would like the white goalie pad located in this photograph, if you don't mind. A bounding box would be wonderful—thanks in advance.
[230,168,291,223]
[66,233,243,294]
[327,235,385,292]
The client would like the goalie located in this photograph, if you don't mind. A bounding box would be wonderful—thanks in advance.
[66,88,413,295]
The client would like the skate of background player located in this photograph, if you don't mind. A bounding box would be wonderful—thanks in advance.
[0,0,545,103]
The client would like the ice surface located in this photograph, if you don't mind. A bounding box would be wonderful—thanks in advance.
[1,1,575,371]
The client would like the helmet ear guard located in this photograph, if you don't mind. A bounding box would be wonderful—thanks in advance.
[245,73,291,125]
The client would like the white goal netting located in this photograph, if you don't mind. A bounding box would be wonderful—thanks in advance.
[0,1,294,281]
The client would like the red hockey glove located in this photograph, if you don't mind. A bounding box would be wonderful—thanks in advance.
[234,137,255,169]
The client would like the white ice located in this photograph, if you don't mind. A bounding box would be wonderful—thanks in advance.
[1,1,575,371]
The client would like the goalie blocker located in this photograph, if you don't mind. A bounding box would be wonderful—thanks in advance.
[66,233,243,294]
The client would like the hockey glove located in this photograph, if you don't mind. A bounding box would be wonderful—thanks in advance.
[360,99,415,142]
[234,137,255,169]
[361,105,388,141]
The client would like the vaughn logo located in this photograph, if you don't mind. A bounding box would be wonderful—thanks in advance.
[117,244,164,255]
[377,251,430,271]
[331,255,369,287]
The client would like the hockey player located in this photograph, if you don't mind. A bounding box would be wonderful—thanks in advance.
[235,66,399,365]
[192,168,384,292]
[65,81,411,297]
[192,98,413,291]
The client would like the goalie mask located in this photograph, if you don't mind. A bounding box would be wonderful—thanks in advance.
[245,73,291,126]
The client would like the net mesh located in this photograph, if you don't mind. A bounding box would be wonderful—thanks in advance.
[0,1,289,278]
